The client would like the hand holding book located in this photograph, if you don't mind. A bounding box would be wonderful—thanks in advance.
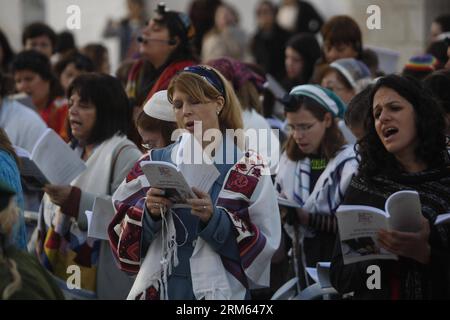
[336,190,430,264]
[43,184,72,207]
[146,186,214,223]
[187,187,214,223]
[377,216,431,264]
[140,160,219,209]
[145,187,173,219]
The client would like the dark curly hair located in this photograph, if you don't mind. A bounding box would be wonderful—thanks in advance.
[357,74,447,179]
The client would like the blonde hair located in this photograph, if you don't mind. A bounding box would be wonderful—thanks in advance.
[0,197,22,299]
[167,66,244,132]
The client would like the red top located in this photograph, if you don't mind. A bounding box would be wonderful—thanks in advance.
[39,97,69,141]
[145,60,196,102]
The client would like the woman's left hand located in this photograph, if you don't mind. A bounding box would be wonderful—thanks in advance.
[377,216,431,264]
[187,187,214,223]
[43,184,72,207]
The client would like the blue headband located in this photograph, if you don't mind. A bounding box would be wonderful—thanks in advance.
[182,65,226,98]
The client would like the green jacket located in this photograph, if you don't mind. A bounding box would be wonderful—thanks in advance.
[0,246,64,300]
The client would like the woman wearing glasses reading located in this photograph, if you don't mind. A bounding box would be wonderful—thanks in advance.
[275,85,358,287]
[135,90,178,152]
[109,65,281,300]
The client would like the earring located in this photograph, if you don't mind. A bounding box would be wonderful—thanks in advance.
[217,110,220,115]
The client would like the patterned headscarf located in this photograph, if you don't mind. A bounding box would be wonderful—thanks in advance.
[206,57,266,93]
[330,58,371,89]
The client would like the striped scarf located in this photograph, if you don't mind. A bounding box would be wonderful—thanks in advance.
[293,158,310,206]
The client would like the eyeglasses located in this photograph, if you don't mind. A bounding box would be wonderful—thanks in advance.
[285,122,318,134]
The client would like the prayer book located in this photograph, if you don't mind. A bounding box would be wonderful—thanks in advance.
[336,190,423,264]
[20,128,86,189]
[85,196,115,240]
[140,160,220,208]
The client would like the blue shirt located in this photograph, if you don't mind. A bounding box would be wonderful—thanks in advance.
[141,141,245,299]
[0,150,27,249]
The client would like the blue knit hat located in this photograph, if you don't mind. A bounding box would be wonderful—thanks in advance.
[289,84,347,118]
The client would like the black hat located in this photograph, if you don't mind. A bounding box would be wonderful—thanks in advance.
[154,3,195,42]
[0,181,15,212]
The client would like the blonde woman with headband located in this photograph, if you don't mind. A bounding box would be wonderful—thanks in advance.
[109,65,281,300]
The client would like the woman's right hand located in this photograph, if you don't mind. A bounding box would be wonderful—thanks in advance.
[145,188,172,218]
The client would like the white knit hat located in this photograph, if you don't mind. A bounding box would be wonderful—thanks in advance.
[142,90,176,122]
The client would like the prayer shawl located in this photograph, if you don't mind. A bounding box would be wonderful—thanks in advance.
[275,144,358,278]
[331,166,450,299]
[275,144,358,216]
[109,135,281,300]
[37,134,138,298]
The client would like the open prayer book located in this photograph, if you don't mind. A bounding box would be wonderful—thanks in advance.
[19,128,86,189]
[140,160,220,208]
[336,190,423,264]
[85,196,115,240]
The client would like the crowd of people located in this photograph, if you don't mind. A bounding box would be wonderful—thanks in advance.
[0,0,449,300]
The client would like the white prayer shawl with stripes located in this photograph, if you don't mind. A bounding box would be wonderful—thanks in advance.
[110,134,281,300]
[276,144,357,247]
[275,144,358,216]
